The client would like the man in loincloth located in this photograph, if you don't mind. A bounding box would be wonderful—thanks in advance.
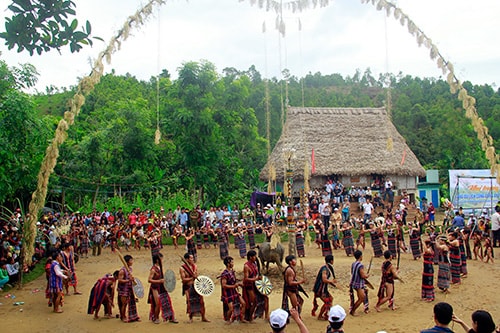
[282,255,306,314]
[312,254,338,320]
[180,252,210,323]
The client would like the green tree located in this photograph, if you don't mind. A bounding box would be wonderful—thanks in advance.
[0,0,99,55]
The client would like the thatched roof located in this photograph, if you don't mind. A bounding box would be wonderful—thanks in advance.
[260,107,426,181]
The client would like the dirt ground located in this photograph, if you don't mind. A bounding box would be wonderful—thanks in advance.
[1,237,499,333]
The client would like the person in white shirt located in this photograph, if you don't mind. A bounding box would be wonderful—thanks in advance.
[491,205,500,247]
[362,199,374,223]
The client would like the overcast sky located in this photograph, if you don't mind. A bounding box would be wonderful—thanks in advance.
[0,0,499,92]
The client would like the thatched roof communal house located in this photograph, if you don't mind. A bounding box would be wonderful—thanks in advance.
[260,106,426,197]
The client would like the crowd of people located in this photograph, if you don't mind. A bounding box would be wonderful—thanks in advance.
[1,178,499,332]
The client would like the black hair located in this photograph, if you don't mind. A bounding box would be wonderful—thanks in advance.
[383,250,391,259]
[285,255,296,265]
[433,302,453,325]
[471,310,496,333]
[325,254,334,264]
[329,321,344,330]
[184,252,192,260]
[354,250,363,260]
[124,255,133,263]
[223,256,234,267]
[247,250,257,260]
[113,270,119,278]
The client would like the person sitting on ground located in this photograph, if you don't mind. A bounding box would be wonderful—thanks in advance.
[420,302,455,333]
[326,304,346,333]
[269,307,308,333]
[453,310,497,333]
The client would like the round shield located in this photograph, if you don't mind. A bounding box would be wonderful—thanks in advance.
[164,269,176,293]
[193,275,215,296]
[133,277,145,298]
[255,275,273,296]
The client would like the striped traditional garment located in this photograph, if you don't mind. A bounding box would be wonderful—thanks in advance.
[187,238,198,262]
[421,251,435,301]
[247,226,256,249]
[62,250,78,286]
[296,230,305,257]
[459,238,468,275]
[237,233,247,258]
[49,260,63,294]
[370,230,383,257]
[117,266,140,322]
[342,229,354,256]
[449,244,461,284]
[437,250,451,290]
[195,231,203,249]
[148,265,175,322]
[349,260,368,312]
[387,230,397,259]
[409,229,421,259]
[217,231,229,260]
[220,268,241,321]
[321,229,332,257]
[87,273,114,316]
[281,266,303,314]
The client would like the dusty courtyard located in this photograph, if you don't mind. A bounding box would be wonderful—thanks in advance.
[1,239,499,333]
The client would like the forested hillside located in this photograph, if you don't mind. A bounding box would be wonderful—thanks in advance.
[1,59,499,210]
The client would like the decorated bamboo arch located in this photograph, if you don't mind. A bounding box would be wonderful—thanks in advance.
[24,0,499,265]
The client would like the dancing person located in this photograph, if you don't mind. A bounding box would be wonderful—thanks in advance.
[369,222,384,258]
[312,255,338,320]
[243,250,268,322]
[282,255,306,314]
[327,304,347,333]
[409,223,422,259]
[87,271,118,319]
[421,239,435,302]
[375,250,399,311]
[184,229,198,263]
[453,310,497,333]
[148,254,178,324]
[448,231,462,285]
[349,250,370,316]
[320,223,332,257]
[420,302,455,333]
[179,252,210,323]
[61,242,82,295]
[117,254,140,323]
[436,236,451,294]
[48,252,67,313]
[269,308,309,333]
[340,220,354,256]
[216,226,229,260]
[220,256,247,324]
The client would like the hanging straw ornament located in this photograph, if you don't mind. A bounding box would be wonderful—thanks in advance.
[25,0,166,266]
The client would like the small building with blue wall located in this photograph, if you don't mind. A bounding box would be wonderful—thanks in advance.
[417,170,441,209]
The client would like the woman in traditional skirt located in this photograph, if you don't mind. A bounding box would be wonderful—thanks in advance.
[314,219,322,249]
[448,231,461,285]
[458,231,468,277]
[148,254,178,324]
[409,224,422,260]
[246,223,256,249]
[185,229,198,263]
[296,221,306,257]
[436,236,451,293]
[202,227,211,249]
[236,228,247,259]
[320,223,332,257]
[369,222,384,258]
[421,240,435,302]
[387,226,397,259]
[396,221,407,253]
[341,221,354,256]
[217,227,229,260]
[356,221,366,250]
[195,229,203,250]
